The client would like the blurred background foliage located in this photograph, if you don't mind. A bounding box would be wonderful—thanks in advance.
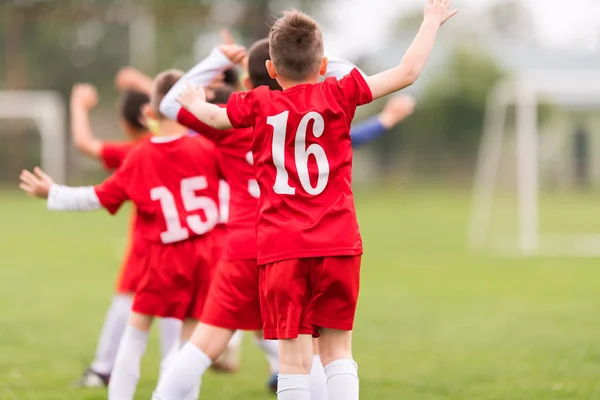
[0,0,549,183]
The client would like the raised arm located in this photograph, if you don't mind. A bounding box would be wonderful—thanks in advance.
[115,67,153,94]
[351,95,416,147]
[177,83,233,130]
[366,0,457,100]
[70,84,103,159]
[326,56,364,80]
[159,45,245,120]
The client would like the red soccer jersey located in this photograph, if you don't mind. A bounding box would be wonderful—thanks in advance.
[99,141,139,171]
[95,135,222,244]
[226,68,373,264]
[178,108,257,260]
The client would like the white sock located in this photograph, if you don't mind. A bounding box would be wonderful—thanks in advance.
[254,338,279,374]
[90,294,132,375]
[108,325,148,400]
[152,342,212,400]
[309,355,328,400]
[324,359,359,400]
[277,374,311,400]
[158,338,181,385]
[158,318,182,361]
[182,384,200,400]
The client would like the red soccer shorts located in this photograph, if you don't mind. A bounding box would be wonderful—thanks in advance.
[132,234,218,321]
[115,234,146,294]
[201,258,263,331]
[259,256,361,340]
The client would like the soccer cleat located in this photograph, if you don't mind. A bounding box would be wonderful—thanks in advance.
[75,368,110,388]
[268,373,278,394]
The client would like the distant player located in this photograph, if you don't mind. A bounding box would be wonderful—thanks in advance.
[19,70,224,400]
[152,32,417,400]
[164,2,456,399]
[69,82,182,387]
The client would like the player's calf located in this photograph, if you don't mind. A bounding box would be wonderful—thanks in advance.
[318,329,358,400]
[276,335,313,399]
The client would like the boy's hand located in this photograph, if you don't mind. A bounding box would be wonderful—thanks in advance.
[424,0,458,26]
[115,67,153,93]
[71,84,99,110]
[379,95,416,128]
[218,44,248,65]
[176,82,207,109]
[19,167,54,199]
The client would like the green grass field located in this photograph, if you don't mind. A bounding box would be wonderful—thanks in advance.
[2,187,600,399]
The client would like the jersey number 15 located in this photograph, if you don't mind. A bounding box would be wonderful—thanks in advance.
[151,176,219,244]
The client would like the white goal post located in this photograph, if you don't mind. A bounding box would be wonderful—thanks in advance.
[468,70,600,257]
[0,91,67,183]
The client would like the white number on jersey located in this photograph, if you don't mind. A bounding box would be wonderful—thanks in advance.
[151,176,219,244]
[245,151,260,198]
[266,111,330,195]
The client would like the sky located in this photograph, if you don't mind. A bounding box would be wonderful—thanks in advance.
[321,0,600,57]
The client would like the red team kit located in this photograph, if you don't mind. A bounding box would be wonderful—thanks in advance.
[96,135,223,320]
[18,2,457,398]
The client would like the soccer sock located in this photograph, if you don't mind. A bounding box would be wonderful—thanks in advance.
[182,384,201,400]
[309,355,328,400]
[108,325,149,400]
[158,318,182,361]
[277,374,311,400]
[152,342,212,400]
[254,338,280,374]
[324,359,359,400]
[90,294,132,375]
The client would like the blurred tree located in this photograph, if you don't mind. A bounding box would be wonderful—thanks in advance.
[401,44,504,176]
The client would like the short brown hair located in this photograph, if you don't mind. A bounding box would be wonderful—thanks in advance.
[208,85,237,105]
[118,90,149,132]
[248,38,282,91]
[269,11,324,82]
[152,69,184,118]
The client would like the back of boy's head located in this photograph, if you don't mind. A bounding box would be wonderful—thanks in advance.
[119,90,149,133]
[269,10,324,82]
[248,38,282,91]
[208,85,237,105]
[152,69,184,119]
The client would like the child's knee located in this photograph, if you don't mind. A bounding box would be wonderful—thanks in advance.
[279,336,313,374]
[317,329,353,367]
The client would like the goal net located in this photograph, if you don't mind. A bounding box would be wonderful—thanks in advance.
[0,91,67,184]
[468,70,600,257]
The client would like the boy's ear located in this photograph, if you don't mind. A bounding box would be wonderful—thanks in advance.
[243,76,253,90]
[266,60,278,79]
[319,57,328,77]
[142,103,155,120]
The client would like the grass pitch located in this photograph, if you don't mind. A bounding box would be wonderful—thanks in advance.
[1,187,600,399]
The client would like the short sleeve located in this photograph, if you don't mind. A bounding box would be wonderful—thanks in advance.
[94,165,130,215]
[327,68,373,119]
[226,91,255,128]
[99,142,135,171]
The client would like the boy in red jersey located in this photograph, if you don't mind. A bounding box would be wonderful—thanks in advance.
[19,70,223,400]
[171,1,456,399]
[152,37,415,400]
[69,82,183,388]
